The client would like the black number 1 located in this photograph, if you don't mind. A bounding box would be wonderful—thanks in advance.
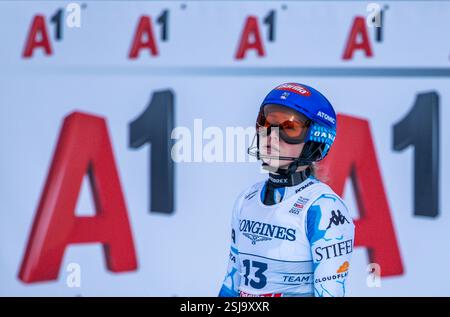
[393,92,440,217]
[50,8,63,41]
[129,90,175,214]
[263,10,276,42]
[157,10,169,41]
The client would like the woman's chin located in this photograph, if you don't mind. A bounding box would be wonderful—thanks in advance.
[261,158,281,171]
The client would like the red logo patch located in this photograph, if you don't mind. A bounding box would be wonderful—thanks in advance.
[240,290,282,297]
[275,83,311,97]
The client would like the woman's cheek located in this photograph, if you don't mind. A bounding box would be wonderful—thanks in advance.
[280,142,303,158]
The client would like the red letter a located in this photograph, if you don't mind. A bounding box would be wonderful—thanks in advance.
[23,15,53,58]
[318,114,404,277]
[129,16,159,59]
[342,16,373,60]
[19,112,138,283]
[235,16,265,60]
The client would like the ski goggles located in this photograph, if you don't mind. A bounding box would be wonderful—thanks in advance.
[256,104,311,144]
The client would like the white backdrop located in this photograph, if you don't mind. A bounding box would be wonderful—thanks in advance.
[0,1,449,296]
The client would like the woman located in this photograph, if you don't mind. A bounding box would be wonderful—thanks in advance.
[219,83,355,297]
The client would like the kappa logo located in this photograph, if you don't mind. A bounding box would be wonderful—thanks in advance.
[326,210,350,229]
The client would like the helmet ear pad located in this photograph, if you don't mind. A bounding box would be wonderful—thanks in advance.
[299,141,325,163]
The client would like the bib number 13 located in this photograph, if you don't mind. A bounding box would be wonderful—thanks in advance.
[242,260,268,289]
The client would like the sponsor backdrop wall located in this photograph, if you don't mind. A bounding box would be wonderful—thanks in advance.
[1,0,449,296]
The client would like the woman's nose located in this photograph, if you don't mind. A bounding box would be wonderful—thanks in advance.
[270,126,280,138]
[267,127,280,144]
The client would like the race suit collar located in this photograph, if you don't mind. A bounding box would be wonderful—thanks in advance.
[268,167,312,188]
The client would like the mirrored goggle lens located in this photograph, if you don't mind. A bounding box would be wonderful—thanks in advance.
[256,105,310,140]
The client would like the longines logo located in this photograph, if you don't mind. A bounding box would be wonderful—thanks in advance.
[239,219,296,245]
